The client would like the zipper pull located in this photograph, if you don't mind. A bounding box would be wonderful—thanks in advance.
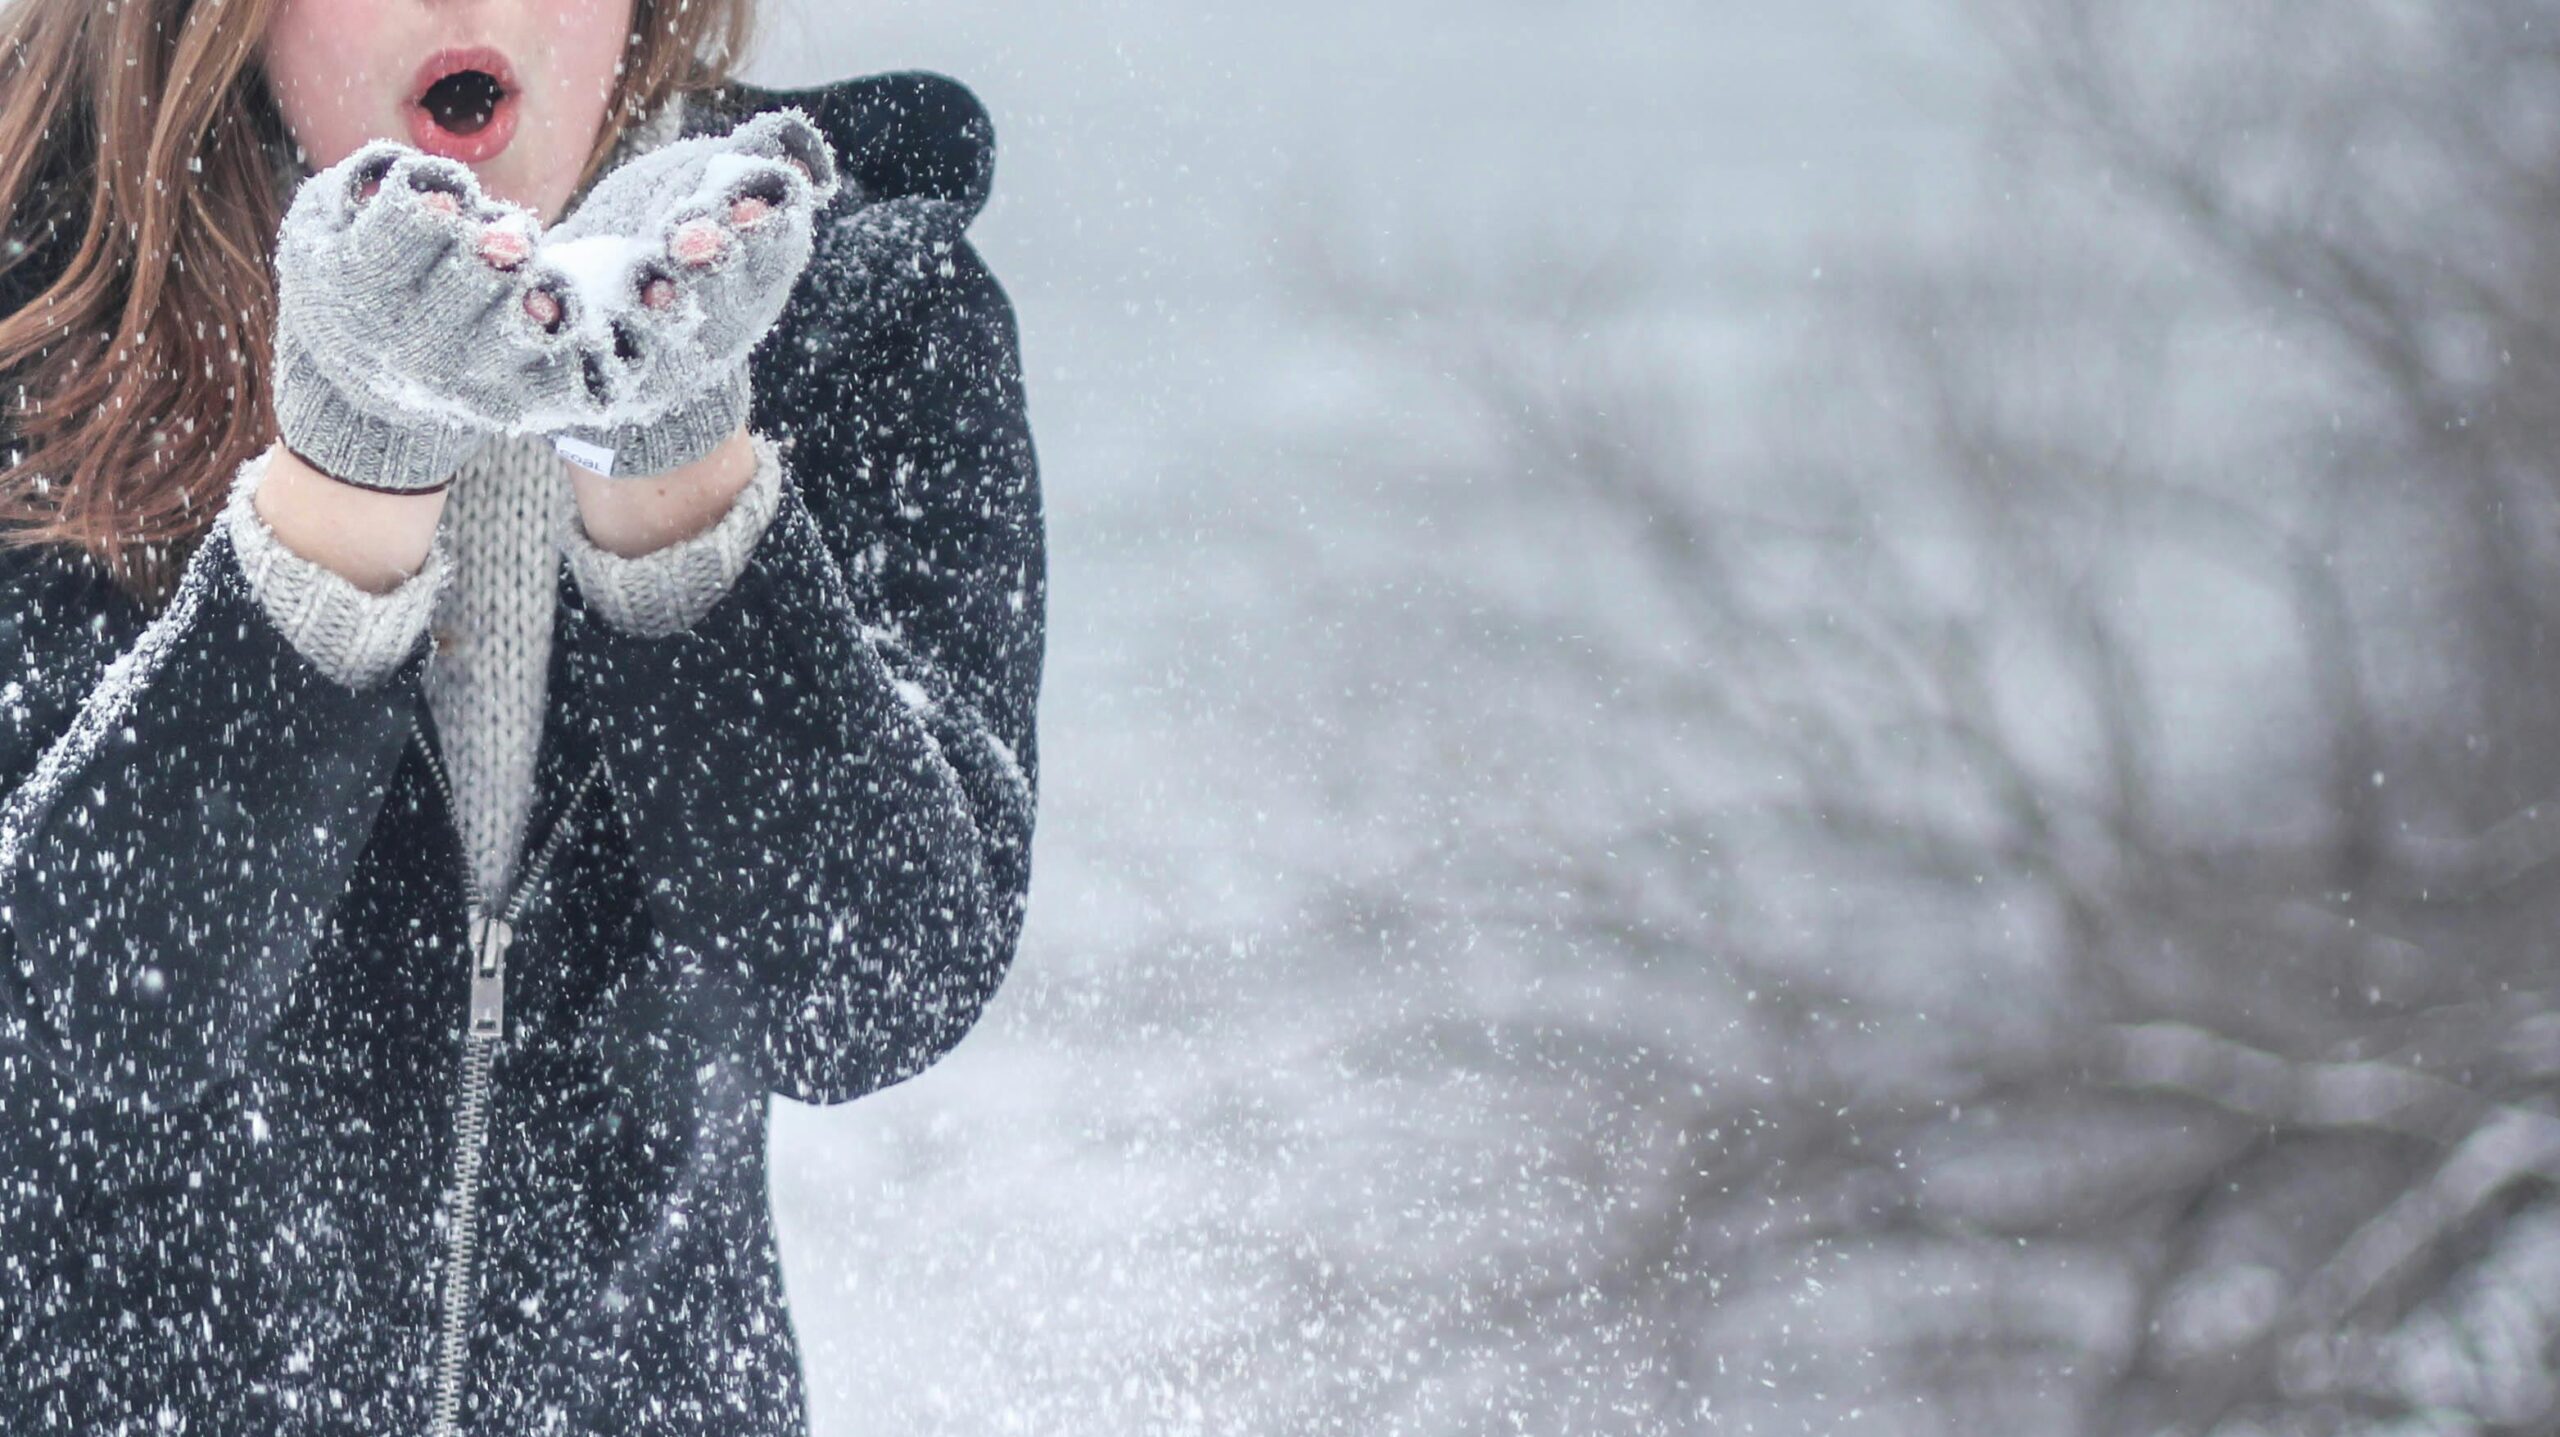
[468,908,514,1040]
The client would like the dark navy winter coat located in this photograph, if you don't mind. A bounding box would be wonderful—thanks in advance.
[0,72,1043,1434]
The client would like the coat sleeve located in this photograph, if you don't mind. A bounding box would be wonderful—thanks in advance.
[0,484,433,1110]
[557,227,1046,1108]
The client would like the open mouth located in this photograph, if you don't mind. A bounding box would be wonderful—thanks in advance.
[407,47,519,164]
[423,70,505,135]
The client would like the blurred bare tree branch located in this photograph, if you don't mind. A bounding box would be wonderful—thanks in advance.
[1237,2,2560,1432]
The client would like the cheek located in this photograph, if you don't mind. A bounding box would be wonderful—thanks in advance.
[502,0,635,218]
[536,0,636,115]
[258,0,383,169]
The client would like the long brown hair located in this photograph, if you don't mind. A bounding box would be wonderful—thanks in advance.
[0,0,758,607]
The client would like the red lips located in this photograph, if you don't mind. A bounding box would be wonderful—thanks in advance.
[406,46,519,165]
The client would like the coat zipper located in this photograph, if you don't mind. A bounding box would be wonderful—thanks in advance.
[409,707,609,1437]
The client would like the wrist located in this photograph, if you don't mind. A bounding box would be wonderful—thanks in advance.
[563,424,758,558]
[255,441,451,595]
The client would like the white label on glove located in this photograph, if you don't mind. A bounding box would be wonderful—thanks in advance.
[551,433,618,477]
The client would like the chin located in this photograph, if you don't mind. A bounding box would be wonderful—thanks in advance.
[465,162,540,213]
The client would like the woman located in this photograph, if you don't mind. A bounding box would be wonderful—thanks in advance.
[0,1,1044,1432]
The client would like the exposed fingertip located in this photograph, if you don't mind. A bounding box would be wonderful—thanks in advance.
[478,227,530,269]
[727,167,793,222]
[670,218,727,267]
[347,149,401,207]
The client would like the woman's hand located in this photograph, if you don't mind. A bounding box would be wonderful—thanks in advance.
[271,143,590,492]
[535,108,843,478]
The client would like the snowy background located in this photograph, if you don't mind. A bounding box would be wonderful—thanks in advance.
[747,2,2560,1432]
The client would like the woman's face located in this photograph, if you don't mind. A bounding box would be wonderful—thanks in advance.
[257,0,637,224]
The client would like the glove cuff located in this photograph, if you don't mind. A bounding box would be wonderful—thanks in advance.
[273,332,487,492]
[556,365,751,479]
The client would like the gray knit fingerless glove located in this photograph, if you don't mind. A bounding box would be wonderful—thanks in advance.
[535,109,842,477]
[272,143,585,492]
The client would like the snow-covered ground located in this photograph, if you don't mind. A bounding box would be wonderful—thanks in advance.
[742,4,1992,1431]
